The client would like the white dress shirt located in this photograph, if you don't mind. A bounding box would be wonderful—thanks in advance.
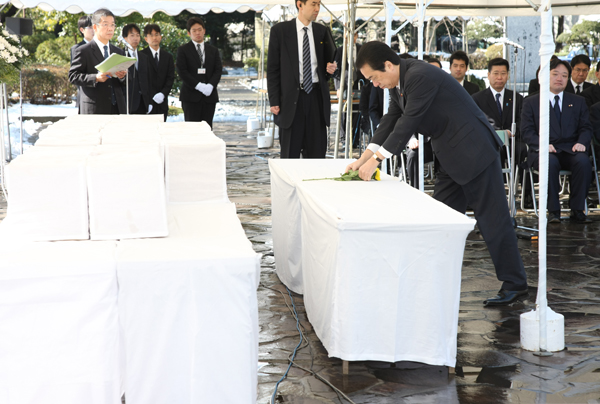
[551,91,563,112]
[93,36,111,58]
[150,47,160,62]
[490,87,505,112]
[191,40,205,66]
[296,18,319,85]
[128,48,138,69]
[570,77,583,94]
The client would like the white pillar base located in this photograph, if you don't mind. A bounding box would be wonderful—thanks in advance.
[520,307,565,352]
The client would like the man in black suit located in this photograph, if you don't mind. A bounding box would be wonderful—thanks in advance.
[521,58,593,224]
[68,9,127,115]
[582,61,600,108]
[122,24,151,115]
[349,41,528,306]
[70,15,93,113]
[267,0,337,158]
[472,58,525,165]
[566,54,593,95]
[176,17,222,127]
[140,24,175,122]
[590,101,600,144]
[449,50,479,95]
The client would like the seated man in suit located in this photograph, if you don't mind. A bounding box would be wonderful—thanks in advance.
[141,24,175,122]
[349,41,528,306]
[449,50,479,95]
[70,15,94,113]
[122,24,152,115]
[68,8,127,115]
[521,58,593,224]
[566,54,592,95]
[176,17,222,127]
[582,61,600,108]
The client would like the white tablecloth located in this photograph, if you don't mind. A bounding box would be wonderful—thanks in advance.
[116,203,260,404]
[269,159,475,366]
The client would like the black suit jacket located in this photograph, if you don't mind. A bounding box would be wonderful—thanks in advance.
[521,92,592,166]
[472,87,523,138]
[463,79,480,96]
[140,47,175,115]
[582,83,600,109]
[70,39,86,111]
[176,41,222,104]
[589,101,600,144]
[125,49,151,113]
[267,19,334,129]
[372,58,502,185]
[565,80,592,94]
[332,43,364,90]
[68,41,126,114]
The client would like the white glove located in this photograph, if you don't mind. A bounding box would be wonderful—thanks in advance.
[195,82,206,92]
[153,93,165,104]
[147,104,153,114]
[201,83,213,97]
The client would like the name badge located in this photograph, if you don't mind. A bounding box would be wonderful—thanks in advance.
[198,68,206,75]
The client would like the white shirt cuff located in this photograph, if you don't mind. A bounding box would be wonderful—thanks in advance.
[367,143,393,159]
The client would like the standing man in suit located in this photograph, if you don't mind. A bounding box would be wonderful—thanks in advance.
[68,8,127,115]
[176,17,222,127]
[566,54,592,95]
[70,16,93,113]
[349,41,528,306]
[122,24,152,115]
[582,61,600,108]
[449,50,479,95]
[140,24,175,122]
[521,58,593,224]
[267,0,337,159]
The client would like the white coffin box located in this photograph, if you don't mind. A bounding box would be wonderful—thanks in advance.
[35,134,102,147]
[0,148,90,241]
[100,130,160,145]
[0,240,121,404]
[87,145,168,240]
[160,134,227,203]
[157,121,212,135]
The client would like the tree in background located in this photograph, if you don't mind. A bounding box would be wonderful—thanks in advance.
[556,20,600,60]
[465,17,503,48]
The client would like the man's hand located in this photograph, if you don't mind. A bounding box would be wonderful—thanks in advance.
[153,93,165,104]
[96,72,110,82]
[344,149,373,174]
[573,143,586,152]
[506,129,513,137]
[549,144,556,153]
[326,61,337,75]
[358,157,379,181]
[408,138,419,149]
[271,106,280,115]
[200,83,213,97]
[114,70,127,79]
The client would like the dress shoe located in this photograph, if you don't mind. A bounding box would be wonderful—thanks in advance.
[483,289,528,306]
[548,212,561,223]
[570,210,592,224]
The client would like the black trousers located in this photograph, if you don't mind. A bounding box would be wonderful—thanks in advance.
[182,100,217,128]
[280,87,327,159]
[433,155,528,291]
[529,151,592,213]
[406,141,433,189]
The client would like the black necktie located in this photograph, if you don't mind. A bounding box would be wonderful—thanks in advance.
[553,95,561,126]
[154,52,159,69]
[103,45,109,59]
[197,44,204,68]
[302,27,312,94]
[576,85,581,95]
[495,93,502,120]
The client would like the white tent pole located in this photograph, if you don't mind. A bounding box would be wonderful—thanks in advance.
[417,0,425,192]
[344,1,357,159]
[334,11,348,159]
[382,0,394,174]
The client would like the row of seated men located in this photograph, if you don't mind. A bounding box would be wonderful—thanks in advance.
[354,50,598,224]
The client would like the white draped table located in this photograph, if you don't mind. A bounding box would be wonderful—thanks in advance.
[269,159,475,366]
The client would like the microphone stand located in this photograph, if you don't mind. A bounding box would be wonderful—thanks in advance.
[119,36,134,115]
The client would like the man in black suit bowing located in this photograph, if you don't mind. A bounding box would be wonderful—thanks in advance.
[122,24,151,115]
[176,17,222,127]
[70,16,93,113]
[349,41,528,306]
[521,58,593,224]
[267,0,337,158]
[141,24,175,122]
[449,50,480,96]
[68,8,127,115]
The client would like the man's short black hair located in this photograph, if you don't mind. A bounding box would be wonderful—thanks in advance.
[488,57,509,72]
[122,23,141,38]
[77,16,92,37]
[426,57,442,68]
[295,0,308,10]
[398,53,415,59]
[356,41,400,72]
[571,54,591,68]
[449,50,469,69]
[143,24,161,37]
[186,17,205,32]
[550,58,572,77]
[91,9,115,26]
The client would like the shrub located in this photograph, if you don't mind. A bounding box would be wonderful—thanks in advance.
[485,44,503,60]
[36,36,75,65]
[8,64,76,104]
[21,32,55,60]
[468,50,488,70]
[467,74,486,91]
[243,57,267,70]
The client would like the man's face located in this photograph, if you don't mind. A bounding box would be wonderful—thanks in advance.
[297,0,320,23]
[360,61,399,90]
[188,23,205,43]
[488,65,508,92]
[450,59,467,82]
[571,62,589,85]
[80,25,94,42]
[144,29,162,49]
[93,16,116,44]
[550,64,569,94]
[124,29,141,50]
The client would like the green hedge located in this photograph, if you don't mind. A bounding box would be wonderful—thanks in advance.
[8,64,76,104]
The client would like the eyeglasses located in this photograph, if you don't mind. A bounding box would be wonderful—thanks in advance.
[573,68,589,74]
[98,23,116,29]
[146,33,162,38]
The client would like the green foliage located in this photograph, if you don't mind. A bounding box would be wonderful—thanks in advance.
[244,57,266,69]
[556,20,600,58]
[22,32,55,59]
[8,64,76,103]
[36,36,75,65]
[468,50,488,70]
[485,44,503,60]
[466,74,485,92]
[466,17,503,43]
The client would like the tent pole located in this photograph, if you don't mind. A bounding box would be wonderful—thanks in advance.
[334,11,348,159]
[417,0,425,191]
[344,1,357,159]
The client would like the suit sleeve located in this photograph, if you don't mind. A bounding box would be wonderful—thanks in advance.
[161,52,175,98]
[207,46,222,88]
[520,97,539,150]
[575,100,593,147]
[176,46,200,89]
[590,104,600,144]
[368,86,382,129]
[266,25,281,108]
[68,46,97,88]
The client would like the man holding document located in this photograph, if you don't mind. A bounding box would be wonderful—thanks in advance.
[69,8,129,115]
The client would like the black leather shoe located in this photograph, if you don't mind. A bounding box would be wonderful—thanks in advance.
[570,210,592,223]
[483,289,528,306]
[548,212,561,223]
